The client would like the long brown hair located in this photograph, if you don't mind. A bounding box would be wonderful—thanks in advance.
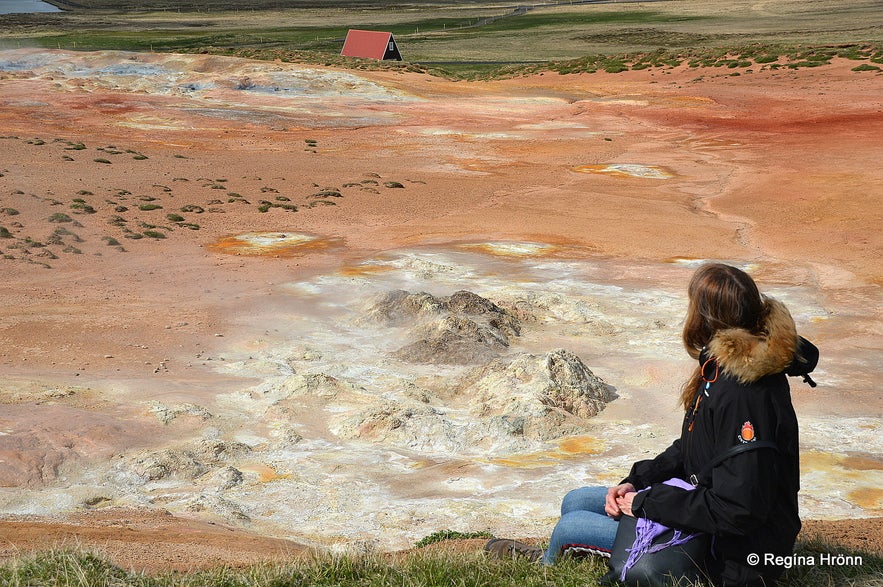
[679,263,766,410]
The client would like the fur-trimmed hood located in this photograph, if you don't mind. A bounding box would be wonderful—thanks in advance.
[705,297,799,384]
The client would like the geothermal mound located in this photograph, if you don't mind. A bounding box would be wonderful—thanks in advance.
[362,289,521,364]
[458,348,616,442]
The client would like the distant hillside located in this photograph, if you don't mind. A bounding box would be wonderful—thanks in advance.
[44,0,510,11]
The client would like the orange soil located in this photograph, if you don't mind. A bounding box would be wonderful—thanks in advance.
[0,54,881,570]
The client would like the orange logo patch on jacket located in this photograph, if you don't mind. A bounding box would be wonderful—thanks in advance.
[738,421,756,443]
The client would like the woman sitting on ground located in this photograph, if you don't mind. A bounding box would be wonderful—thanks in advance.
[486,262,818,586]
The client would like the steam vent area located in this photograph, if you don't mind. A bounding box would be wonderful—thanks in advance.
[0,49,881,554]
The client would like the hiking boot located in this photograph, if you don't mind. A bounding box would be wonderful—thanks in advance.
[484,538,544,562]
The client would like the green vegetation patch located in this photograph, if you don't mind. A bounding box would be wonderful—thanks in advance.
[70,202,97,214]
[415,529,493,548]
[51,227,83,243]
[479,10,705,34]
[258,200,298,213]
[509,42,882,78]
[2,0,879,79]
[48,212,74,223]
[0,539,879,586]
[0,548,605,587]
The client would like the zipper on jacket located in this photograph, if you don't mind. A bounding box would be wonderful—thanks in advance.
[687,357,719,484]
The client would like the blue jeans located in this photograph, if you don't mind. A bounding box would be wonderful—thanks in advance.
[543,486,619,564]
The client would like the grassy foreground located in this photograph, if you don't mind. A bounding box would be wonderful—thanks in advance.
[1,538,880,587]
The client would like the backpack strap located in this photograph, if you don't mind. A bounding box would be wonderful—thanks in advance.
[691,441,778,486]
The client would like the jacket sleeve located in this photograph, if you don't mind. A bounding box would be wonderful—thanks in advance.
[623,438,686,490]
[631,388,779,535]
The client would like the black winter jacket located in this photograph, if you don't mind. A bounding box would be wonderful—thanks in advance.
[625,298,818,586]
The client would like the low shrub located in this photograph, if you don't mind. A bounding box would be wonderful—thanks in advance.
[48,213,73,223]
[70,202,96,214]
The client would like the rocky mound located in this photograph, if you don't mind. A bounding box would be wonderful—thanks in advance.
[361,290,521,365]
[457,348,616,441]
[327,347,613,451]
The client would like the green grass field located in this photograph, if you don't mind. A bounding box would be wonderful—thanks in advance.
[1,0,880,77]
[2,536,881,587]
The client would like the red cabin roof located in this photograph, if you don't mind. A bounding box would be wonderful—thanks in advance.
[341,30,402,61]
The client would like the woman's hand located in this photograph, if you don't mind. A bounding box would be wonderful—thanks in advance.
[616,492,637,517]
[605,483,636,518]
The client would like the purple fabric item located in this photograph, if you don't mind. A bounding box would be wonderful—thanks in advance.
[620,478,701,581]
